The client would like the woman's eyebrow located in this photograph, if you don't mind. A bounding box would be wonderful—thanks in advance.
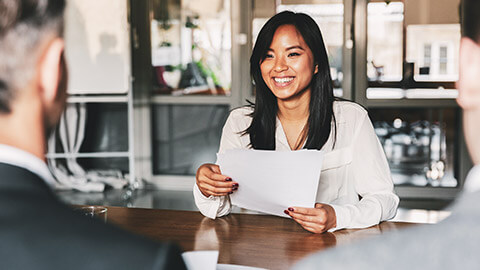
[286,45,304,51]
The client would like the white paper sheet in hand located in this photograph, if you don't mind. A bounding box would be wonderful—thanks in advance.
[217,149,323,218]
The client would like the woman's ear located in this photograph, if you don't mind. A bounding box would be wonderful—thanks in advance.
[38,38,65,105]
[314,64,318,74]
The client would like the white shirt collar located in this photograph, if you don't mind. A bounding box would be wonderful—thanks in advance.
[0,144,56,187]
[463,165,480,193]
[275,117,308,151]
[275,117,291,150]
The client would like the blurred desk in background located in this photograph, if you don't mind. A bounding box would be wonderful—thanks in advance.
[106,207,418,270]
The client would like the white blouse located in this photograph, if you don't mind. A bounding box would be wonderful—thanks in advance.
[193,101,399,231]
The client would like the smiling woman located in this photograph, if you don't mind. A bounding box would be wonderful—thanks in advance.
[193,11,399,234]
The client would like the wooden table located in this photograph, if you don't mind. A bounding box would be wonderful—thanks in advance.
[106,206,416,270]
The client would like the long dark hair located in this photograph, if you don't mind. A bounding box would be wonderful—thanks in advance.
[245,11,336,150]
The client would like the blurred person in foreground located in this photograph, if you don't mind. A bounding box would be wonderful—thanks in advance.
[293,0,480,269]
[0,1,185,269]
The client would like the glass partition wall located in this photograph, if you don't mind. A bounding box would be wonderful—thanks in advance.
[364,0,460,101]
[370,108,459,188]
[151,0,232,96]
[145,0,239,187]
[354,0,470,199]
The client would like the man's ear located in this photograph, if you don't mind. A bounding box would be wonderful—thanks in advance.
[458,37,479,76]
[38,38,65,104]
[457,37,480,110]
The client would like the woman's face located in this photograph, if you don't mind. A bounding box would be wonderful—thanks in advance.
[260,24,317,101]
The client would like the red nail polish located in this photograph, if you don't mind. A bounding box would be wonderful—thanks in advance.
[226,177,232,181]
[288,207,294,212]
[232,187,238,191]
[284,210,289,215]
[228,191,233,194]
[232,183,239,188]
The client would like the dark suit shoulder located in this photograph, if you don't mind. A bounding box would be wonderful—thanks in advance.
[0,164,186,270]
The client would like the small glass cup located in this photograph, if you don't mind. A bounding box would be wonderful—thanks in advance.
[74,206,108,223]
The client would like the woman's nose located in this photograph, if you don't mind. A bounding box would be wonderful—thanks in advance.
[273,57,288,72]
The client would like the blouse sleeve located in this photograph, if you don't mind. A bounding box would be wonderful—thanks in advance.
[329,112,399,231]
[193,109,246,219]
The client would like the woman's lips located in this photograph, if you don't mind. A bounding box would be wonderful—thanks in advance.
[273,76,295,87]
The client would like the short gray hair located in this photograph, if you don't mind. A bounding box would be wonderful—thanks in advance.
[0,0,66,113]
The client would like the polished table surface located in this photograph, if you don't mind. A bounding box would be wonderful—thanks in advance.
[105,206,417,270]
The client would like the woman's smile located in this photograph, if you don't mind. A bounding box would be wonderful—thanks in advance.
[273,76,295,86]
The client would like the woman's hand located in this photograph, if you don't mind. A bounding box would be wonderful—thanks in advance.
[196,163,239,197]
[284,203,337,233]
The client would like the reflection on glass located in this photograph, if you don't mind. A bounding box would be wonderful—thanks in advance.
[152,104,229,175]
[151,0,231,96]
[252,0,344,97]
[367,0,461,88]
[370,108,458,187]
[367,2,404,82]
[406,24,460,81]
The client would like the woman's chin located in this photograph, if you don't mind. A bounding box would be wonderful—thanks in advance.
[271,89,296,100]
[271,88,309,102]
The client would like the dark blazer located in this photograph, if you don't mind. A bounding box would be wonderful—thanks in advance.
[0,163,186,270]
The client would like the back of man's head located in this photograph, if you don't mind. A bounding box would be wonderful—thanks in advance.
[0,0,66,113]
[464,0,480,44]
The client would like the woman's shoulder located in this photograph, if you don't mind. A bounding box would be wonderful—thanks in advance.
[228,106,254,119]
[224,106,254,131]
[333,100,368,121]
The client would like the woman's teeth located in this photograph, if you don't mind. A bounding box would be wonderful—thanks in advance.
[274,77,293,83]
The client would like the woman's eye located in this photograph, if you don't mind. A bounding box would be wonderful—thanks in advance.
[264,54,274,59]
[288,52,300,57]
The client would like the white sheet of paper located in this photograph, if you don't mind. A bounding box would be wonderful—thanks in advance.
[217,264,267,270]
[182,250,219,270]
[181,250,268,270]
[217,149,323,218]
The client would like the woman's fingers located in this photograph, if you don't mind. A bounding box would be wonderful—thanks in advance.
[201,164,235,183]
[200,176,236,188]
[289,211,326,224]
[302,226,318,233]
[284,207,330,233]
[198,180,237,194]
[197,183,231,197]
[300,224,325,234]
[286,208,326,223]
[292,217,319,228]
[205,169,231,182]
[292,217,326,233]
[199,174,239,191]
[288,206,322,216]
[196,163,238,197]
[198,178,238,197]
[285,205,336,233]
